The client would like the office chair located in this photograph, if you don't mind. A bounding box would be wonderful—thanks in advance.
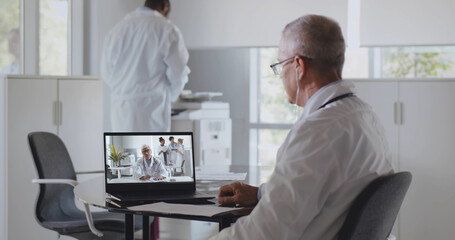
[174,160,185,176]
[28,131,146,239]
[337,172,412,240]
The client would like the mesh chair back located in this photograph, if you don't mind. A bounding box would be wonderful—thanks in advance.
[338,172,412,240]
[28,132,81,223]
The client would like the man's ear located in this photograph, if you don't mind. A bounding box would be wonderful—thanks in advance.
[162,1,170,17]
[295,57,306,79]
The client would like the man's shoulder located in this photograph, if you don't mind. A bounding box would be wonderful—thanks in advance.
[307,97,373,123]
[294,100,375,139]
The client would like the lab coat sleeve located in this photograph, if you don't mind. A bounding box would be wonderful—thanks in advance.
[211,126,343,240]
[133,159,145,180]
[162,26,190,101]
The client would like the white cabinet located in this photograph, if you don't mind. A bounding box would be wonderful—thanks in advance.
[354,81,399,170]
[1,75,103,240]
[398,82,455,240]
[351,79,455,240]
[59,79,104,171]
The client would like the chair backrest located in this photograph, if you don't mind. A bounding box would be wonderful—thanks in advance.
[337,172,412,240]
[28,132,80,223]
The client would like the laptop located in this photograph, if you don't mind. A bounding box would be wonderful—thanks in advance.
[104,132,215,205]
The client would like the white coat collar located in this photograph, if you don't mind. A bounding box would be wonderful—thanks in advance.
[126,6,165,19]
[301,80,355,117]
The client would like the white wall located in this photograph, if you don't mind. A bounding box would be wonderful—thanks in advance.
[360,0,455,46]
[171,0,348,49]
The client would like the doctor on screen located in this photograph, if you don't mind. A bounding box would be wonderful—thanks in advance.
[101,0,190,132]
[156,137,169,165]
[134,144,168,180]
[167,136,178,166]
[175,138,184,167]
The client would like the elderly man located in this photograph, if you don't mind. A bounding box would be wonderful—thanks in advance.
[213,15,393,239]
[134,144,168,181]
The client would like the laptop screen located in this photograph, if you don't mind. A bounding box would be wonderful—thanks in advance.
[104,132,195,192]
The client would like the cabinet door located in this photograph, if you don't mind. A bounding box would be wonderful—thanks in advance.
[399,82,455,240]
[58,79,103,172]
[7,78,58,240]
[352,81,401,237]
[352,81,399,169]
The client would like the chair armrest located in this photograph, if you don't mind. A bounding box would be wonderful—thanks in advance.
[32,179,79,187]
[31,178,104,237]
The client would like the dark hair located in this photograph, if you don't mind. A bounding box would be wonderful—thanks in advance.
[159,137,164,142]
[144,0,170,15]
[169,136,174,141]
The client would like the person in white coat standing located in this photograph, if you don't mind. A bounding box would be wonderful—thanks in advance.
[213,15,393,240]
[101,0,190,132]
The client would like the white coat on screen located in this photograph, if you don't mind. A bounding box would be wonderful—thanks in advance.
[101,6,190,132]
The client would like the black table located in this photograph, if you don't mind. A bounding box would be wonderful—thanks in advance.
[74,175,253,240]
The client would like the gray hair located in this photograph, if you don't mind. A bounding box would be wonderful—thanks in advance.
[283,15,345,71]
[141,144,151,152]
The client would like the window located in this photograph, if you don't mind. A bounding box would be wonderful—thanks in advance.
[39,0,68,75]
[0,0,21,75]
[378,46,455,78]
[249,48,294,184]
[0,0,72,76]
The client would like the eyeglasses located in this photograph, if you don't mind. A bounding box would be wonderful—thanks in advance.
[270,55,312,75]
[142,148,151,153]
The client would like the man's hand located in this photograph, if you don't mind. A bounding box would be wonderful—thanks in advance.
[218,182,259,207]
[153,175,165,181]
[140,175,152,180]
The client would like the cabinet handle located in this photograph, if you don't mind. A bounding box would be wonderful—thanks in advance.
[394,102,398,125]
[53,101,59,126]
[394,102,403,125]
[59,101,63,126]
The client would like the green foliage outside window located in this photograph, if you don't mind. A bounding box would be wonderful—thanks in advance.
[0,0,20,69]
[382,48,454,78]
[259,48,303,124]
[39,0,68,75]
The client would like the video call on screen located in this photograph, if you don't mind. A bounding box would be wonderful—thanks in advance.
[105,134,194,184]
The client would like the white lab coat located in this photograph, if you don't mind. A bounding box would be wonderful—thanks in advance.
[101,7,190,132]
[156,145,168,164]
[212,81,393,240]
[167,142,178,166]
[175,144,184,167]
[133,156,168,180]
